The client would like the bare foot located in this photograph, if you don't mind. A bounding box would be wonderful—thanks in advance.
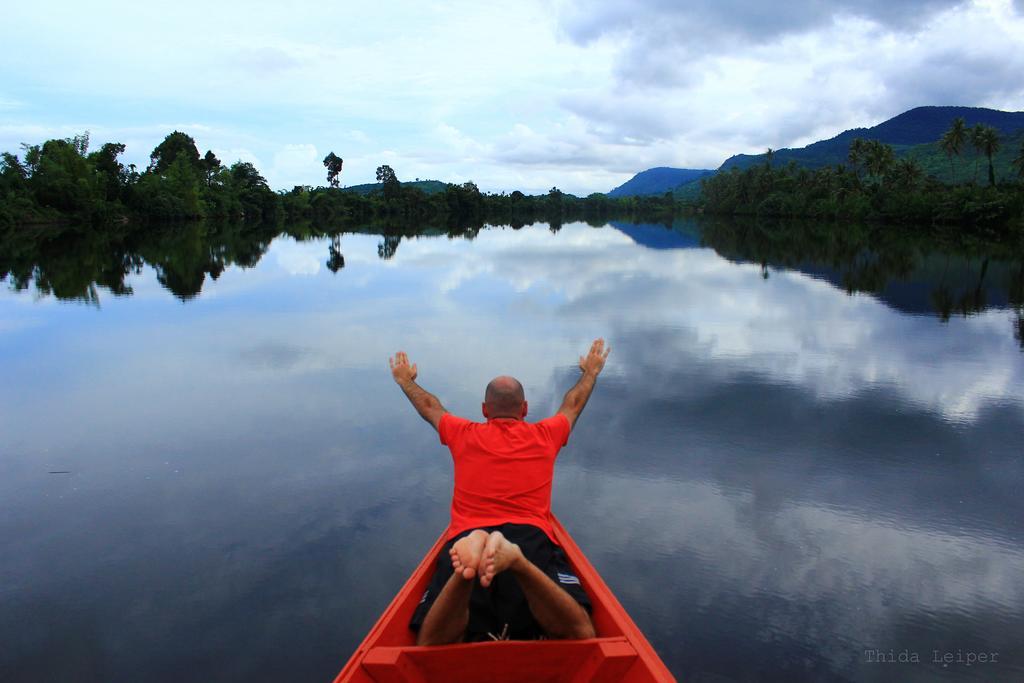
[479,531,525,588]
[450,529,488,580]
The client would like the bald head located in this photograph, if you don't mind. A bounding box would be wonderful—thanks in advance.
[483,375,527,419]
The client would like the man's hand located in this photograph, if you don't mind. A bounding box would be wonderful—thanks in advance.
[558,338,610,430]
[389,351,418,385]
[389,350,447,431]
[578,338,610,377]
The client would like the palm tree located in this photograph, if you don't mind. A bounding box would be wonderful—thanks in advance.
[969,124,986,183]
[848,138,867,181]
[978,125,1001,186]
[1011,139,1024,179]
[895,158,924,190]
[940,117,966,183]
[865,140,895,186]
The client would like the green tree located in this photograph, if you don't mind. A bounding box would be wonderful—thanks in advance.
[940,117,966,183]
[132,156,203,218]
[0,152,31,226]
[29,137,96,213]
[201,150,222,187]
[969,124,986,183]
[1012,139,1024,179]
[323,152,343,188]
[228,161,275,218]
[375,164,400,201]
[894,157,924,190]
[150,131,201,175]
[848,138,868,181]
[976,125,1001,186]
[864,140,895,186]
[21,143,41,176]
[0,151,28,184]
[164,157,203,217]
[88,142,127,201]
[71,131,90,156]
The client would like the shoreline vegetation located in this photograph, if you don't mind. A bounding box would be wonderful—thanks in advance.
[0,130,677,231]
[701,120,1024,235]
[0,118,1022,239]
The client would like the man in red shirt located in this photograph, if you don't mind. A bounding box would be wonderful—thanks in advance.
[389,339,610,645]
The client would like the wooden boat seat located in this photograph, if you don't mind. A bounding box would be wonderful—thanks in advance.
[360,637,639,683]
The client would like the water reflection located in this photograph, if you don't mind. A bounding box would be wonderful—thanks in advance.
[1,222,1022,682]
[3,219,1022,342]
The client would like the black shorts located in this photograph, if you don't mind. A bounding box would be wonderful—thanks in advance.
[409,523,592,641]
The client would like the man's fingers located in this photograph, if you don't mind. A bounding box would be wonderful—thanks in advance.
[390,352,415,371]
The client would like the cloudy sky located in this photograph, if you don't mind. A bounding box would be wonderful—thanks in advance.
[3,0,1024,194]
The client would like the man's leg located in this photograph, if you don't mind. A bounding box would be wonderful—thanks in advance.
[416,530,488,645]
[480,531,596,640]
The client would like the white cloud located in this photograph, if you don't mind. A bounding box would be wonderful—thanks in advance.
[209,147,262,169]
[1,0,1022,193]
[555,0,1024,167]
[272,239,321,276]
[269,143,319,189]
[0,96,24,111]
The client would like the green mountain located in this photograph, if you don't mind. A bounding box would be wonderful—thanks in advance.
[673,179,705,201]
[607,167,713,197]
[341,179,447,195]
[719,106,1024,175]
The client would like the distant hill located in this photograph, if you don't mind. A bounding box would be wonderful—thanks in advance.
[341,180,447,195]
[720,106,1024,173]
[608,167,713,197]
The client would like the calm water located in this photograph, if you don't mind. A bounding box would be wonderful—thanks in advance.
[1,220,1022,682]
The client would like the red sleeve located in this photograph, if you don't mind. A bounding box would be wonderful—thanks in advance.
[537,413,571,448]
[438,413,471,447]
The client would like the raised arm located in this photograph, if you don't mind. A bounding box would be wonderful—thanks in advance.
[389,351,447,431]
[557,338,610,430]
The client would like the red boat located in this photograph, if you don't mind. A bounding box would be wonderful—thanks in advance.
[334,515,676,682]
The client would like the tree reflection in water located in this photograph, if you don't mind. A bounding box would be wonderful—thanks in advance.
[2,217,1021,348]
[326,235,344,273]
[698,217,1022,326]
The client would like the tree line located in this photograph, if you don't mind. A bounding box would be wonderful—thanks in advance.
[698,118,1024,236]
[1,131,281,227]
[0,130,682,231]
[5,123,1024,237]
